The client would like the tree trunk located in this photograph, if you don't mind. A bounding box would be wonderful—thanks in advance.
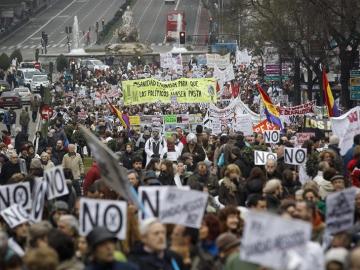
[293,57,301,105]
[339,47,354,110]
[307,67,313,102]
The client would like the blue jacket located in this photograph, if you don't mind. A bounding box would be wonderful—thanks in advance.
[85,261,139,270]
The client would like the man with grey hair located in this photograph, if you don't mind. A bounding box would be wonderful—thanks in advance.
[129,218,183,270]
[57,215,79,239]
[62,144,84,196]
[265,159,282,180]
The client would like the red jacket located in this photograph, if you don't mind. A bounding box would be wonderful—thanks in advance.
[83,162,101,194]
[2,135,11,146]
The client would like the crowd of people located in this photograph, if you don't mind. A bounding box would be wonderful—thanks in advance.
[0,54,359,270]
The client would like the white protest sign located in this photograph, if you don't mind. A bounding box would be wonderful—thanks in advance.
[254,150,277,165]
[326,187,356,234]
[44,165,69,200]
[1,204,29,228]
[0,182,32,211]
[331,106,360,155]
[159,188,208,228]
[206,53,230,68]
[30,181,48,223]
[80,126,140,208]
[284,147,307,165]
[264,130,280,144]
[234,114,253,136]
[240,211,311,269]
[138,186,190,221]
[236,49,252,66]
[79,198,127,239]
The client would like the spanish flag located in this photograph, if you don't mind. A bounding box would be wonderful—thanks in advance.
[105,97,130,129]
[323,69,340,117]
[256,84,283,129]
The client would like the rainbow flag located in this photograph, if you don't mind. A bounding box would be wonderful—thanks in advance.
[256,84,283,129]
[323,69,340,117]
[105,97,130,129]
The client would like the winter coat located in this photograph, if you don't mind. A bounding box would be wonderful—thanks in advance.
[218,177,245,206]
[85,261,138,270]
[83,163,101,194]
[52,148,67,165]
[62,153,84,180]
[121,151,134,170]
[187,171,219,196]
[19,111,30,127]
[0,161,21,184]
[182,144,206,166]
[128,243,183,270]
[15,132,28,153]
[144,137,167,166]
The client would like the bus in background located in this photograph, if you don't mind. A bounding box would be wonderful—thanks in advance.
[166,11,186,42]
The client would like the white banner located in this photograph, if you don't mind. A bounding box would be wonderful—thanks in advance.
[213,65,235,88]
[234,114,253,136]
[240,211,311,269]
[139,186,206,229]
[284,147,307,165]
[44,165,69,200]
[326,187,356,234]
[1,204,29,228]
[331,106,360,155]
[254,150,277,165]
[79,198,127,239]
[236,49,252,66]
[0,182,32,211]
[30,181,47,223]
[206,53,230,68]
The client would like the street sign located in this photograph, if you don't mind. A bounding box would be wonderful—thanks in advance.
[350,70,360,100]
[40,105,53,120]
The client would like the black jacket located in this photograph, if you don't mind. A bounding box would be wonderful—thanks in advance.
[85,261,139,270]
[128,243,183,270]
[121,151,134,170]
[0,161,21,184]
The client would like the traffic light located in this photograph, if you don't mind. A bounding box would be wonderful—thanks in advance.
[65,26,72,34]
[179,31,185,44]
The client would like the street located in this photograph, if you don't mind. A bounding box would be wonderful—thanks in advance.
[0,0,126,59]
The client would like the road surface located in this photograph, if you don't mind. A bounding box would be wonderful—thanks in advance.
[0,0,126,59]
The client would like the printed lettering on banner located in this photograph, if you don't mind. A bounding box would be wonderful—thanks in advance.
[264,130,280,144]
[254,150,277,165]
[331,106,360,155]
[296,133,315,146]
[138,186,190,221]
[44,165,69,200]
[129,115,141,125]
[206,53,230,68]
[234,114,253,136]
[30,181,48,223]
[159,188,208,228]
[1,204,29,229]
[326,187,356,234]
[284,147,307,165]
[79,198,127,239]
[240,211,311,269]
[0,182,32,211]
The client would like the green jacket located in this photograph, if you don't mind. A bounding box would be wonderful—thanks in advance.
[19,111,30,126]
[225,253,260,270]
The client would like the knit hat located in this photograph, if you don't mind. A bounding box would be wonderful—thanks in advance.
[330,175,345,182]
[86,227,117,251]
[52,201,69,212]
[216,233,240,252]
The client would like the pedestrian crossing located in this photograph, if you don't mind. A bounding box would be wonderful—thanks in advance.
[0,43,72,51]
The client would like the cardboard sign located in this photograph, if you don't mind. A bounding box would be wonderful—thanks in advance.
[80,126,140,208]
[138,186,205,228]
[284,147,307,165]
[264,130,280,144]
[79,198,127,239]
[0,182,32,211]
[254,150,277,165]
[296,133,315,147]
[44,165,69,200]
[326,187,356,234]
[129,115,141,126]
[164,115,177,124]
[234,114,253,136]
[159,188,208,229]
[30,181,48,223]
[240,211,311,269]
[1,204,29,228]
